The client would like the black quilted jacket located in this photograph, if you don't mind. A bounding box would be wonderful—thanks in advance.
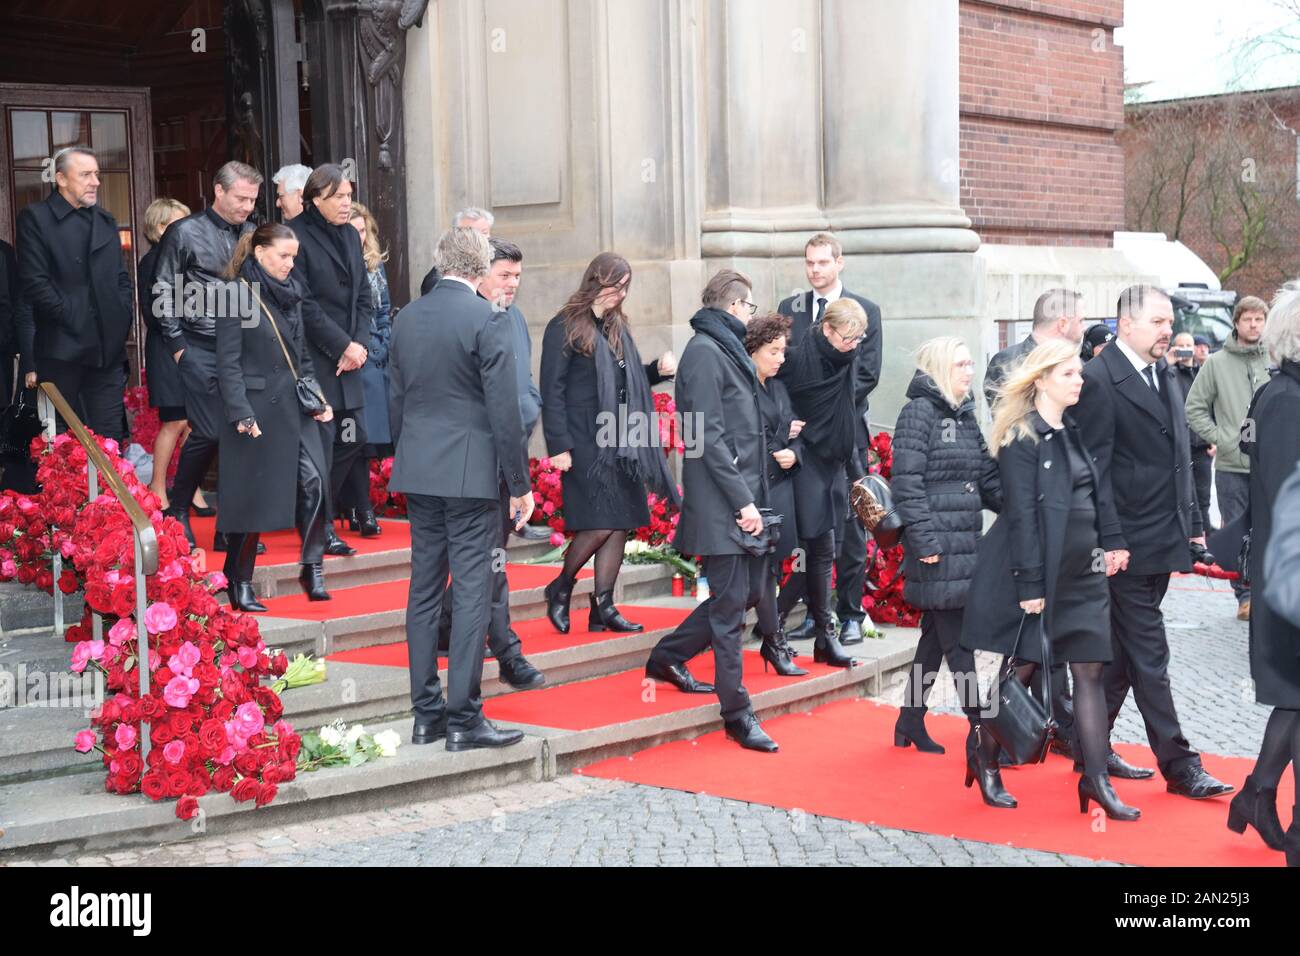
[892,371,1002,610]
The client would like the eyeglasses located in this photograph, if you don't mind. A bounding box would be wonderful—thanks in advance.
[830,328,863,347]
[738,300,758,315]
[954,360,975,369]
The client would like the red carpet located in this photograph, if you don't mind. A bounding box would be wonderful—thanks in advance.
[326,604,693,666]
[191,515,410,564]
[579,699,1292,867]
[263,564,592,621]
[483,651,839,730]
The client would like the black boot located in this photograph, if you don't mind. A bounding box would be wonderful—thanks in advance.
[228,581,267,613]
[1286,807,1300,867]
[812,624,855,668]
[355,508,382,538]
[894,707,945,754]
[965,726,1017,809]
[758,631,807,676]
[1226,774,1286,850]
[324,524,357,556]
[298,563,330,601]
[588,591,643,632]
[1078,773,1141,821]
[224,534,265,612]
[544,575,573,633]
[724,711,778,752]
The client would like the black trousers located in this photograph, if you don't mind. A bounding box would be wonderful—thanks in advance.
[38,356,126,445]
[320,407,367,523]
[221,438,327,581]
[1103,570,1200,777]
[835,450,870,623]
[782,531,836,631]
[169,340,223,515]
[648,552,766,722]
[755,555,782,637]
[900,607,981,719]
[1191,447,1213,534]
[438,480,523,665]
[405,492,498,732]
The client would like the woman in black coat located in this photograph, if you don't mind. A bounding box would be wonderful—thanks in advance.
[745,312,806,677]
[540,253,678,633]
[962,339,1138,820]
[891,337,1005,804]
[774,298,870,668]
[1230,292,1300,866]
[215,223,334,611]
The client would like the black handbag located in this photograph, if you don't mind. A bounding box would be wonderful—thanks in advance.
[242,280,329,417]
[980,613,1057,766]
[850,473,902,549]
[0,389,43,463]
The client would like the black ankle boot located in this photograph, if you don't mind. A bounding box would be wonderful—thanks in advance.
[355,508,382,538]
[1227,774,1286,850]
[812,624,854,668]
[965,726,1017,809]
[759,631,808,677]
[1285,807,1300,867]
[588,591,643,632]
[228,581,267,613]
[298,563,330,601]
[168,507,197,550]
[544,576,573,633]
[1079,773,1141,821]
[894,707,945,754]
[324,525,357,556]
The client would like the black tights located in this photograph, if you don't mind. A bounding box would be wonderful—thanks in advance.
[1251,708,1300,796]
[1015,660,1109,777]
[558,529,627,595]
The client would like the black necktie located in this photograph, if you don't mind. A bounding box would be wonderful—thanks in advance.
[815,296,827,325]
[1143,364,1160,396]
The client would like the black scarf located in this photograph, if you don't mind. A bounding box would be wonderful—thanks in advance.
[303,202,351,268]
[781,324,858,463]
[588,311,681,507]
[240,255,303,317]
[689,307,755,380]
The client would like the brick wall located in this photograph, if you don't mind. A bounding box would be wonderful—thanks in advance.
[959,0,1126,247]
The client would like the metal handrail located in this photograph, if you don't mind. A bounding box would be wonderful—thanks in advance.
[37,382,159,760]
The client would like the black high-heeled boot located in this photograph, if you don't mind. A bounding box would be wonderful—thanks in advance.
[1285,807,1300,867]
[1078,773,1141,821]
[1226,774,1286,850]
[894,707,945,754]
[588,591,643,632]
[544,575,573,633]
[298,563,330,601]
[812,624,854,667]
[224,534,266,612]
[964,726,1017,809]
[228,581,268,613]
[759,631,808,676]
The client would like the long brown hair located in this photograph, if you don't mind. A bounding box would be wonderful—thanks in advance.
[224,222,297,279]
[560,252,632,357]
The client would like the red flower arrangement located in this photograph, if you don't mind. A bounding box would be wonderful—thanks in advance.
[860,430,921,627]
[368,456,406,517]
[124,380,181,485]
[0,430,299,819]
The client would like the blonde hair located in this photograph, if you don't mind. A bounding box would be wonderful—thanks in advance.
[914,336,970,409]
[988,339,1082,452]
[1264,281,1300,365]
[823,298,867,338]
[144,197,190,244]
[349,201,388,273]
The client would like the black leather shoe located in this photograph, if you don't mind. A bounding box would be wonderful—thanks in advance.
[228,581,267,613]
[645,658,715,694]
[411,718,447,745]
[1166,766,1235,800]
[1075,751,1155,779]
[1079,773,1141,821]
[324,527,357,556]
[785,615,815,641]
[190,501,216,517]
[446,719,525,751]
[588,591,644,632]
[355,509,382,538]
[724,712,778,752]
[1227,774,1286,850]
[497,655,546,690]
[298,563,331,601]
[839,618,865,645]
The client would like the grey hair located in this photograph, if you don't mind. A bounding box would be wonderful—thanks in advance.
[54,146,96,176]
[271,163,312,193]
[213,160,264,191]
[1264,282,1300,365]
[454,206,494,228]
[1032,288,1084,329]
[435,226,491,280]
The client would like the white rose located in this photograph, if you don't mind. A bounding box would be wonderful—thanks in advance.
[318,724,343,747]
[346,723,366,745]
[373,729,401,757]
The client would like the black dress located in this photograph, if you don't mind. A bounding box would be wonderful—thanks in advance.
[1015,426,1112,664]
[138,245,188,412]
[539,312,669,531]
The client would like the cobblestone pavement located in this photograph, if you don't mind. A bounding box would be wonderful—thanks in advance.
[2,580,1248,867]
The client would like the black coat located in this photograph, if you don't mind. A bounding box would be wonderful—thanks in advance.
[962,412,1107,654]
[1075,342,1202,575]
[214,279,327,533]
[15,191,133,369]
[983,334,1036,408]
[539,312,669,531]
[892,372,1002,610]
[671,316,768,557]
[757,376,802,560]
[387,279,528,501]
[778,287,883,447]
[1248,361,1300,707]
[1170,362,1210,452]
[288,205,373,411]
[138,243,187,410]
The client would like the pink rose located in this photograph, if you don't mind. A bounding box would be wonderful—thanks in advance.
[87,640,105,662]
[273,719,294,739]
[207,570,228,590]
[0,560,16,578]
[70,641,93,673]
[237,646,259,669]
[163,740,186,764]
[108,617,136,647]
[163,675,199,708]
[158,560,185,583]
[114,723,137,751]
[215,745,236,766]
[60,539,77,558]
[143,601,178,635]
[74,729,96,753]
[233,701,265,738]
[549,532,565,547]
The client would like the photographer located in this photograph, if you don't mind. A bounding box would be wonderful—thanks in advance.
[1170,332,1213,535]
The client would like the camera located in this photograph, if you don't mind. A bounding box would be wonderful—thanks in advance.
[1172,347,1194,360]
[1189,540,1216,567]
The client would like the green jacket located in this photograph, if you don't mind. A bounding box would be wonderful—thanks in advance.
[1184,334,1270,473]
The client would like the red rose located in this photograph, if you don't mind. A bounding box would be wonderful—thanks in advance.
[278,734,302,761]
[118,751,143,779]
[140,771,168,801]
[221,672,248,704]
[212,766,237,792]
[277,759,297,782]
[211,699,234,721]
[198,719,227,754]
[150,723,175,745]
[167,769,191,797]
[169,712,192,735]
[161,579,191,610]
[231,777,259,802]
[254,782,278,807]
[234,752,260,776]
[175,795,200,820]
[262,764,281,785]
[190,770,211,797]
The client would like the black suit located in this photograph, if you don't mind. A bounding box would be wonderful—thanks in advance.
[16,192,134,441]
[288,205,374,521]
[389,277,528,732]
[983,333,1036,408]
[1076,342,1203,778]
[777,288,882,627]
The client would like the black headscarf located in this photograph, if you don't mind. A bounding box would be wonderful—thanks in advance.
[588,311,681,507]
[780,324,858,464]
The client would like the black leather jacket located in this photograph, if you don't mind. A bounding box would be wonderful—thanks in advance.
[152,207,253,344]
